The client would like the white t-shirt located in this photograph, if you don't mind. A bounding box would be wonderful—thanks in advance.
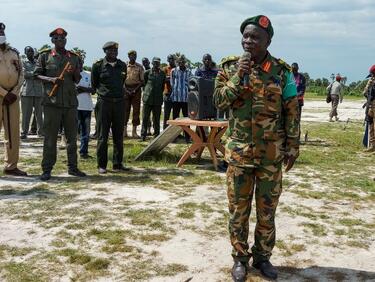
[77,70,94,111]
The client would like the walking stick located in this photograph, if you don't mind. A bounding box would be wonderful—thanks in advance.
[48,61,71,97]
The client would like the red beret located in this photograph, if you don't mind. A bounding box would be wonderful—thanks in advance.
[49,28,67,37]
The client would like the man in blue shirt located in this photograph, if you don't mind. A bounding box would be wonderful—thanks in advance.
[195,53,218,79]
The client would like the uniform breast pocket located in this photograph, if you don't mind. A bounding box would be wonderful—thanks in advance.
[100,71,110,79]
[264,83,282,113]
[45,64,58,71]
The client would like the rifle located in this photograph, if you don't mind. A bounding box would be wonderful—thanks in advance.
[48,61,71,97]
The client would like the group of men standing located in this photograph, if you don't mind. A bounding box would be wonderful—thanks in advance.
[0,22,222,178]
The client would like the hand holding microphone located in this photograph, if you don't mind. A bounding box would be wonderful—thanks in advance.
[238,51,252,89]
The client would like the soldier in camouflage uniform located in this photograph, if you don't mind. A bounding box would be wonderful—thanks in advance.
[363,65,375,152]
[214,15,299,281]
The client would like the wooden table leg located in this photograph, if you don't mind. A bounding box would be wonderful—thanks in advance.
[176,125,204,167]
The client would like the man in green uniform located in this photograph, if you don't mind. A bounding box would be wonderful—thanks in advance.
[34,28,86,181]
[214,15,299,281]
[141,57,166,141]
[91,41,128,174]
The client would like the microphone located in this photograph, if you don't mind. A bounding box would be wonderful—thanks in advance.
[242,51,251,89]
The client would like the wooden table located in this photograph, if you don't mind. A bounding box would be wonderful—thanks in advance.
[167,118,228,170]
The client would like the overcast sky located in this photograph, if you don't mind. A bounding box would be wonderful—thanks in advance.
[1,0,374,82]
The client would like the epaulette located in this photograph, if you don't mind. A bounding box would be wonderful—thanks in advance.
[276,58,292,71]
[69,50,79,57]
[8,46,20,55]
[38,47,51,54]
[219,55,239,67]
[93,59,103,65]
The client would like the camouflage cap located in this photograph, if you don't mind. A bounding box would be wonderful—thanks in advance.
[219,55,239,67]
[152,57,161,62]
[128,50,137,55]
[240,15,274,38]
[0,23,5,31]
[49,27,67,37]
[102,41,119,51]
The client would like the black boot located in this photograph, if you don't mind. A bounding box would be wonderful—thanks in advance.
[252,260,278,280]
[231,260,248,282]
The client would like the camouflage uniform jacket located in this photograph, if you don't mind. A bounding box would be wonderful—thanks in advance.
[34,48,80,108]
[363,77,375,100]
[214,52,299,167]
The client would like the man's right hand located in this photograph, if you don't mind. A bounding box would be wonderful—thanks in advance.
[50,77,63,85]
[237,57,252,78]
[3,92,18,105]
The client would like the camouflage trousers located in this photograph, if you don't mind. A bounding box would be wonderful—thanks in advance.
[227,163,282,264]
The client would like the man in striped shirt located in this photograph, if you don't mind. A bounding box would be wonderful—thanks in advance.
[170,55,192,142]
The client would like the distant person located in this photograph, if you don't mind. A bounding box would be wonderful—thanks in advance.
[91,41,128,173]
[124,50,144,138]
[0,22,27,176]
[34,27,86,180]
[195,53,218,79]
[142,57,150,70]
[162,54,176,129]
[363,65,375,152]
[20,46,44,139]
[142,57,152,135]
[327,75,344,122]
[170,55,192,142]
[141,57,166,141]
[291,62,306,121]
[76,56,94,159]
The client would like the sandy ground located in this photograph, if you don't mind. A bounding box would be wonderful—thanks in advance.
[0,99,374,281]
[301,99,366,123]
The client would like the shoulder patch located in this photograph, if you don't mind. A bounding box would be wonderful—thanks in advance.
[8,46,20,55]
[39,47,51,54]
[93,59,103,65]
[69,50,79,57]
[276,58,292,71]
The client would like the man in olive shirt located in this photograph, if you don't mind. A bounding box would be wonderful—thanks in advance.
[21,46,44,139]
[141,57,166,141]
[124,50,144,138]
[34,28,86,181]
[91,41,128,173]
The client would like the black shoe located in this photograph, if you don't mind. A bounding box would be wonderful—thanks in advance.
[252,260,278,280]
[113,164,130,172]
[20,134,27,140]
[231,260,249,282]
[40,171,51,181]
[4,168,28,176]
[80,154,91,159]
[142,135,146,141]
[68,168,86,177]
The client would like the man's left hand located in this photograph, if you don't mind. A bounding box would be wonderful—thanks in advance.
[283,155,297,172]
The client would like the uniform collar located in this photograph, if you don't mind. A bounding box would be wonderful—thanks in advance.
[51,48,71,57]
[103,57,118,66]
[253,52,272,73]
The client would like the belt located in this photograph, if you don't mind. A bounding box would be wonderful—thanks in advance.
[98,95,124,102]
